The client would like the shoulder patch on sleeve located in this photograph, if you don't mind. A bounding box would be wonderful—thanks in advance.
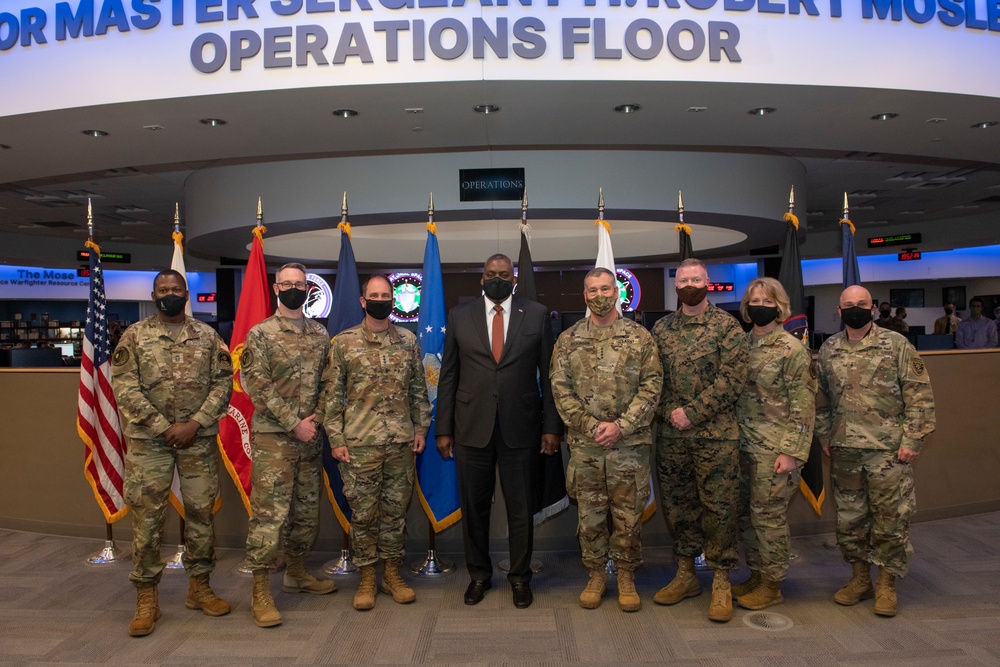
[810,361,818,379]
[217,349,233,368]
[241,348,254,369]
[910,357,926,376]
[112,347,130,367]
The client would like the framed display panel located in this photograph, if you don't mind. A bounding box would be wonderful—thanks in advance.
[889,288,924,308]
[942,286,966,311]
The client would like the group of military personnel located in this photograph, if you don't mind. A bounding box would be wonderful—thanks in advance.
[110,255,935,637]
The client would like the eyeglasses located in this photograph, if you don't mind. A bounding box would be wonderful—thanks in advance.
[276,281,307,290]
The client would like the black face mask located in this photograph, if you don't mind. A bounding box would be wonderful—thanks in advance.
[483,277,515,302]
[879,309,892,319]
[278,287,308,310]
[155,294,187,317]
[841,306,873,330]
[364,299,393,321]
[747,305,779,327]
[944,308,954,316]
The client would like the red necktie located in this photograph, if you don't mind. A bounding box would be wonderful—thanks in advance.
[492,304,504,364]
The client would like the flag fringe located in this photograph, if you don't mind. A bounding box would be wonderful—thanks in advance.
[322,469,352,534]
[415,478,462,533]
[217,435,253,515]
[799,478,825,516]
[78,418,129,524]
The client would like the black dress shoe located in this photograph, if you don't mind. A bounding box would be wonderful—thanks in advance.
[512,582,533,609]
[464,579,491,605]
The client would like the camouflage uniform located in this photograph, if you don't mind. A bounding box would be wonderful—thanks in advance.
[241,314,330,569]
[735,327,816,581]
[111,316,233,585]
[816,324,936,578]
[550,317,662,571]
[321,321,431,566]
[650,305,748,570]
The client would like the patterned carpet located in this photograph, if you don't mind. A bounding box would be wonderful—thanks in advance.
[1,512,998,666]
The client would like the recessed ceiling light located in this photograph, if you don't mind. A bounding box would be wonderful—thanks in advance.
[411,126,423,132]
[747,107,776,116]
[404,108,424,114]
[331,109,359,118]
[971,120,998,129]
[614,104,642,114]
[687,106,708,113]
[473,104,500,114]
[930,137,944,142]
[199,118,227,127]
[143,124,164,131]
[870,112,899,121]
[82,129,109,137]
[926,118,947,124]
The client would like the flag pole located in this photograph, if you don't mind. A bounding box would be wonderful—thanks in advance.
[409,193,455,578]
[82,200,126,565]
[322,532,359,576]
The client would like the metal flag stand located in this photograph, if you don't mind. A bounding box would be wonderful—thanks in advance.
[409,519,454,576]
[87,522,126,565]
[323,532,358,576]
[165,516,186,570]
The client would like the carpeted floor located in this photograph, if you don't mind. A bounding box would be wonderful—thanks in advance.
[1,512,998,666]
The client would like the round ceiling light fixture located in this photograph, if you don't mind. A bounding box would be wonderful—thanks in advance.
[614,104,642,114]
[199,118,228,127]
[747,107,776,116]
[82,129,109,137]
[971,120,998,129]
[331,109,359,118]
[870,112,899,121]
[473,104,500,114]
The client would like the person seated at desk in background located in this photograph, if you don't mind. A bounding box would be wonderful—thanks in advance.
[955,297,998,349]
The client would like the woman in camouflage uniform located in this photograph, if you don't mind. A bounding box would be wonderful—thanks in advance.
[733,278,816,610]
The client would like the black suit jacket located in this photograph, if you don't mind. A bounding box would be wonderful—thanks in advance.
[437,295,563,448]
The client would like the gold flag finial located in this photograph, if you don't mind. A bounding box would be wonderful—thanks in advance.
[87,197,94,239]
[173,202,181,233]
[341,191,349,219]
[428,192,434,218]
[843,192,849,217]
[256,196,263,226]
[598,187,605,219]
[788,185,795,211]
[521,187,528,214]
[678,190,684,223]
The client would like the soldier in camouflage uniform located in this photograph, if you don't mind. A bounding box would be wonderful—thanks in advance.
[322,274,432,611]
[550,268,662,613]
[733,278,816,610]
[241,263,336,628]
[650,258,748,622]
[817,284,935,617]
[111,270,233,637]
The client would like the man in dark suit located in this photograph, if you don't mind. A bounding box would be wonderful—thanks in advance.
[437,254,563,609]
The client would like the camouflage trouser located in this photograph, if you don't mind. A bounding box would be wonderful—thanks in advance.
[655,434,740,570]
[245,432,322,570]
[566,443,651,571]
[124,435,220,585]
[737,450,802,581]
[831,447,915,578]
[340,442,415,567]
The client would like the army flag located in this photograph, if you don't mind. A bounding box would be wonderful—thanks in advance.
[414,222,462,531]
[218,224,272,513]
[517,221,569,524]
[78,238,128,523]
[322,221,364,533]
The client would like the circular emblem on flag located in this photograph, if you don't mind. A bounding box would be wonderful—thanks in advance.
[304,272,332,319]
[423,352,441,403]
[388,272,423,323]
[616,268,641,312]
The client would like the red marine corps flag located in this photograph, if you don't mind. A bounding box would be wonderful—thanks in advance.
[218,199,273,512]
[77,200,128,523]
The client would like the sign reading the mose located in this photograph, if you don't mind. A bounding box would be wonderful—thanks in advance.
[460,168,525,202]
[2,0,997,118]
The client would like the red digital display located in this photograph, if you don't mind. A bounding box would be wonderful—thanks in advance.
[77,267,90,277]
[197,293,217,303]
[898,251,922,262]
[706,282,735,292]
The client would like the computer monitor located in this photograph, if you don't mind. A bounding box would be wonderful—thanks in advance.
[54,342,76,357]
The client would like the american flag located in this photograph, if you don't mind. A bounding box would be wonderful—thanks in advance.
[77,243,128,522]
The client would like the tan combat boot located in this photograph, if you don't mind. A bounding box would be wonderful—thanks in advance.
[617,569,641,612]
[707,569,734,622]
[579,569,607,609]
[128,583,161,637]
[731,570,761,598]
[736,577,784,610]
[834,561,874,606]
[251,570,282,628]
[874,567,898,617]
[652,556,701,605]
[354,564,377,611]
[380,558,416,604]
[283,553,336,594]
[185,573,232,616]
